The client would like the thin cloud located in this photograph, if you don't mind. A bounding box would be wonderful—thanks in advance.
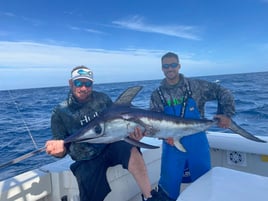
[0,41,163,89]
[0,11,16,17]
[69,26,104,34]
[0,41,161,68]
[84,28,104,34]
[1,40,261,90]
[0,11,42,26]
[113,15,201,40]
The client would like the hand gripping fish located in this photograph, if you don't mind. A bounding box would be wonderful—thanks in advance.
[64,86,266,152]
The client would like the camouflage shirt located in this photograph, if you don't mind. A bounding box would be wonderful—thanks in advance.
[51,90,113,161]
[150,74,235,118]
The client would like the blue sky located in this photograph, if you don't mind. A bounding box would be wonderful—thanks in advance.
[0,0,268,90]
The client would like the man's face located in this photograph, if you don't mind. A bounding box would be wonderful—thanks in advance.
[69,78,93,102]
[162,57,180,81]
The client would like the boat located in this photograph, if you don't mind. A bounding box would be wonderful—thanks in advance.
[0,131,268,201]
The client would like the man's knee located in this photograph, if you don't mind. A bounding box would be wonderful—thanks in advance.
[128,147,145,172]
[130,147,142,161]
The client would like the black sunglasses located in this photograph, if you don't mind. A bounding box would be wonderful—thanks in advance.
[162,63,179,69]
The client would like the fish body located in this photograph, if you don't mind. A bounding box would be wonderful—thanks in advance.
[64,86,266,152]
[65,104,215,151]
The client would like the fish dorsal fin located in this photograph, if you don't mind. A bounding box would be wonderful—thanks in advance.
[114,86,143,106]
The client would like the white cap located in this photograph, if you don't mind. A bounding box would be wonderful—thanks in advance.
[71,68,94,82]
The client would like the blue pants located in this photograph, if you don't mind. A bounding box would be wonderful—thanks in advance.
[159,132,211,200]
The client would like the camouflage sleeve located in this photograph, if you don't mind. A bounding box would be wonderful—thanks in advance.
[149,90,164,112]
[50,104,69,158]
[50,105,69,140]
[99,94,113,114]
[190,79,235,117]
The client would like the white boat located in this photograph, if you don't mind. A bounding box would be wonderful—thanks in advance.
[0,131,268,201]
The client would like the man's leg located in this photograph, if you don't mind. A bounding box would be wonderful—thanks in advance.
[70,159,110,201]
[184,132,211,181]
[107,141,161,200]
[158,141,186,200]
[128,147,153,199]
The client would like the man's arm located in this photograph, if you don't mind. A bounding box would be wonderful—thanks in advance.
[47,108,68,158]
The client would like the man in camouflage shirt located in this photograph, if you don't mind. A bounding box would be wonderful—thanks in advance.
[150,52,235,200]
[45,66,161,201]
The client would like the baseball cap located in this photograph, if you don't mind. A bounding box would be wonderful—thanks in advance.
[71,67,94,82]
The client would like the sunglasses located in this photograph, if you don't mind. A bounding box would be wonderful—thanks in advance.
[162,63,179,69]
[73,80,93,88]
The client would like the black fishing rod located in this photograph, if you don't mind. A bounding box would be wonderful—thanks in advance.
[0,147,46,169]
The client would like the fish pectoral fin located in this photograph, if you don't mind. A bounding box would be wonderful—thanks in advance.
[124,136,159,149]
[174,140,187,152]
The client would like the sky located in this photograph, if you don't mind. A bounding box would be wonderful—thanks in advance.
[0,0,268,90]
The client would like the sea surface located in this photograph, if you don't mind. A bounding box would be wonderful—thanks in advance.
[0,71,267,181]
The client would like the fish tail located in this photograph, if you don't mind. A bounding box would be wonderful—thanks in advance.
[229,120,266,143]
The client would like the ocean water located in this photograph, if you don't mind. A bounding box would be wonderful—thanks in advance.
[0,71,267,181]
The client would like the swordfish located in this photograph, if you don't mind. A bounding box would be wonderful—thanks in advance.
[64,86,266,152]
[0,86,266,169]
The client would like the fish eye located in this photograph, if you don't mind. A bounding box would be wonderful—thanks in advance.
[94,124,102,135]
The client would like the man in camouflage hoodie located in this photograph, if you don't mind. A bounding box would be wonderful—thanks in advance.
[150,52,235,200]
[45,66,161,201]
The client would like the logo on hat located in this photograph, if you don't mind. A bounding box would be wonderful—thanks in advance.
[77,69,92,76]
[72,68,94,81]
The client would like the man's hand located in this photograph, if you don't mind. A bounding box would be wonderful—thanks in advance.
[214,114,231,129]
[45,140,66,158]
[164,137,175,146]
[129,127,144,141]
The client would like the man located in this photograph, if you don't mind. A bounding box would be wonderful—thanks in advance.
[150,52,235,200]
[45,65,160,201]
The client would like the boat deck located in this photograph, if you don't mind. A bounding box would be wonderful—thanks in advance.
[1,132,268,201]
[177,167,268,201]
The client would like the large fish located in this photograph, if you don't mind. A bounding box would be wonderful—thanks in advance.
[64,86,266,152]
[0,86,266,169]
